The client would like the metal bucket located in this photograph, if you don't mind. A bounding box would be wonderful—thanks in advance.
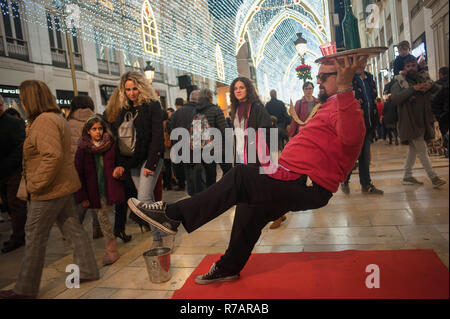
[143,247,171,283]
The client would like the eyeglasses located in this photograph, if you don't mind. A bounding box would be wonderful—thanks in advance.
[316,72,337,82]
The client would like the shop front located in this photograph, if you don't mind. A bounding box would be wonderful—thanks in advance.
[0,84,25,118]
[56,90,88,118]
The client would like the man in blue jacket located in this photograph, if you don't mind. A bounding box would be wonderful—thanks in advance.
[341,60,384,195]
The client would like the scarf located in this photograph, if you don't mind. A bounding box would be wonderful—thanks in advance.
[78,132,113,154]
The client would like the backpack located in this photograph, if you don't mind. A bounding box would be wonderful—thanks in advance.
[118,111,138,156]
[189,111,212,150]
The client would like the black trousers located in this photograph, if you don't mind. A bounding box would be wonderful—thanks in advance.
[114,173,137,233]
[0,171,27,242]
[167,164,332,274]
[162,158,173,189]
[172,162,186,189]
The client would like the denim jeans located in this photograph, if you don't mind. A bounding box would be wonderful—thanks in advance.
[346,131,372,187]
[130,159,164,241]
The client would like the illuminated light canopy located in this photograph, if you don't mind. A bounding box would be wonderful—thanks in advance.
[11,0,241,84]
[235,0,330,55]
[215,43,225,81]
[253,9,327,66]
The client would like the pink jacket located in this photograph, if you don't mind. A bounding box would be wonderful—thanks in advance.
[288,96,319,137]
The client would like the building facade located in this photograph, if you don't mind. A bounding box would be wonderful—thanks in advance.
[349,0,448,96]
[0,0,226,115]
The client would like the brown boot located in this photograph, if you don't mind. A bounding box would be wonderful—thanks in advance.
[103,239,120,266]
[269,215,287,229]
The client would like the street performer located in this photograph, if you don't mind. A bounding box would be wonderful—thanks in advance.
[127,51,371,285]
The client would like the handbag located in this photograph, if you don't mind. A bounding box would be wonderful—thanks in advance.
[118,111,138,156]
[16,175,29,201]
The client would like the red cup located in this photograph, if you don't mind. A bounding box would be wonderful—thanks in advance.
[319,42,337,56]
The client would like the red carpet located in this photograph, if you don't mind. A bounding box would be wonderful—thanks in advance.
[172,250,449,299]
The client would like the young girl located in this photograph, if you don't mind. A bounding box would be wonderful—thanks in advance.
[75,116,125,266]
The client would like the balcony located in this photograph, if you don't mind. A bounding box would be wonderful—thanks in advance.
[51,48,68,68]
[5,37,29,61]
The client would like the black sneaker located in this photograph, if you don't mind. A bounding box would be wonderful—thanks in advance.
[127,199,180,235]
[361,184,384,195]
[195,263,240,285]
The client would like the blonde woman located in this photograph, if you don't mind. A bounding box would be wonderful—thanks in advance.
[113,72,166,247]
[0,81,99,299]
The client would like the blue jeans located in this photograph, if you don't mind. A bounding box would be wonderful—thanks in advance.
[130,159,164,241]
[346,131,372,187]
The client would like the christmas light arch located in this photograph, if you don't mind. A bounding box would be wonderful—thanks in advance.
[235,0,329,55]
[254,9,327,67]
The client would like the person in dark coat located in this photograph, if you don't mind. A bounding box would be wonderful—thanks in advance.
[265,90,290,150]
[431,66,449,156]
[0,96,27,253]
[341,60,383,195]
[75,116,125,266]
[390,56,446,188]
[190,88,230,192]
[382,95,399,145]
[393,41,418,76]
[169,90,199,196]
[115,71,166,248]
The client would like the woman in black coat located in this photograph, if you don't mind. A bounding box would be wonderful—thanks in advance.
[114,71,165,247]
[228,77,286,229]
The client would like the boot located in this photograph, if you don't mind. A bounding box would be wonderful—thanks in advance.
[103,239,120,266]
[269,215,287,229]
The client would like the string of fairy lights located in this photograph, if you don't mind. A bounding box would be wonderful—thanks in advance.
[1,0,330,95]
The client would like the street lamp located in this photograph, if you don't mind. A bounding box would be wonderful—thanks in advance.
[294,32,307,64]
[144,61,155,83]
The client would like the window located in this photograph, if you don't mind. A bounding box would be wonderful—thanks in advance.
[1,0,23,40]
[46,12,82,69]
[0,0,28,60]
[94,28,119,75]
[141,0,160,56]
